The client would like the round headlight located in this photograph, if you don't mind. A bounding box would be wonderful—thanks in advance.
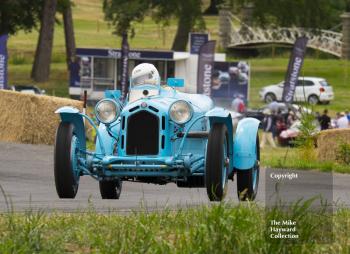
[95,99,119,124]
[169,100,193,124]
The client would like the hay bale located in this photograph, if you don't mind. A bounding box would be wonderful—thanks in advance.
[0,90,83,145]
[316,128,350,162]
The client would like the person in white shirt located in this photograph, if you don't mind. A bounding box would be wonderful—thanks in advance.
[336,112,349,129]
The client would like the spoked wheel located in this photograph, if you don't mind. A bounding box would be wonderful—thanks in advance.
[54,122,80,198]
[99,179,122,199]
[205,123,230,201]
[237,136,260,201]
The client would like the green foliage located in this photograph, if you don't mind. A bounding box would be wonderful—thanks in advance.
[238,0,346,29]
[0,202,348,253]
[0,0,43,35]
[337,141,350,164]
[103,0,152,36]
[102,0,205,50]
[262,146,350,173]
[293,111,318,149]
[9,53,29,65]
[56,0,74,13]
[152,0,205,30]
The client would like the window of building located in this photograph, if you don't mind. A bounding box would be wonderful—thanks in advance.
[93,57,116,91]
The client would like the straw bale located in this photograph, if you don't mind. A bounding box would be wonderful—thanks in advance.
[316,128,350,162]
[0,90,83,145]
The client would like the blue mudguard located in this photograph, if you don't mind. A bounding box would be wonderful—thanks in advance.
[55,106,86,151]
[205,108,234,171]
[233,117,260,170]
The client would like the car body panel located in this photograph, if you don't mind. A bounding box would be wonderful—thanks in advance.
[55,107,86,152]
[233,118,260,169]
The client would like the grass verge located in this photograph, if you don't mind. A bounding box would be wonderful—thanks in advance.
[0,202,349,253]
[261,146,350,173]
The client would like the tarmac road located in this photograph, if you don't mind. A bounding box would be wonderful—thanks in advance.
[0,142,349,212]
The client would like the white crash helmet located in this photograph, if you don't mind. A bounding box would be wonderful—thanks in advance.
[131,63,160,87]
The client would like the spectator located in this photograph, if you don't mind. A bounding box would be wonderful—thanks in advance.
[268,99,280,113]
[275,114,287,139]
[260,108,277,148]
[231,95,245,113]
[346,110,350,122]
[287,111,297,128]
[337,112,349,129]
[319,109,331,130]
[331,112,341,128]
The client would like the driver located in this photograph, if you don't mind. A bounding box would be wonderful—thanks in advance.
[131,63,160,87]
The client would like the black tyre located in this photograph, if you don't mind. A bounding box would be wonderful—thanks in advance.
[264,93,276,103]
[54,122,80,198]
[308,95,319,105]
[99,179,122,199]
[205,123,230,201]
[237,136,260,201]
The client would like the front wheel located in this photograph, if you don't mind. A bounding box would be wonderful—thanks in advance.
[99,179,122,199]
[54,122,80,198]
[205,123,230,201]
[237,136,260,201]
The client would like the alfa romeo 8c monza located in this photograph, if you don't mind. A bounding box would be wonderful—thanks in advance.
[54,63,260,201]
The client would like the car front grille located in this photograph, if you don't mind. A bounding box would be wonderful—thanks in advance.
[126,110,159,155]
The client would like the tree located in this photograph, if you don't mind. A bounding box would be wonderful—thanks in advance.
[103,0,206,51]
[58,0,76,68]
[31,0,57,82]
[103,0,151,36]
[153,0,205,51]
[0,0,42,36]
[204,0,224,15]
[242,0,347,29]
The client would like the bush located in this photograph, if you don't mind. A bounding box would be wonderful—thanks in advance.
[337,142,350,165]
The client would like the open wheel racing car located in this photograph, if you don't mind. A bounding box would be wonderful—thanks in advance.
[54,63,260,201]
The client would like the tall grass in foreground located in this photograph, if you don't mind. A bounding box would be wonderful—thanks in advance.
[0,202,349,254]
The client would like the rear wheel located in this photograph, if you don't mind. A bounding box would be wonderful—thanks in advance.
[264,93,276,103]
[237,136,260,201]
[54,122,80,198]
[99,179,122,199]
[205,123,229,201]
[308,95,319,105]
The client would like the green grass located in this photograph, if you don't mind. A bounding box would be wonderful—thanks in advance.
[6,0,350,117]
[261,146,350,173]
[247,58,350,115]
[0,202,349,253]
[7,0,219,55]
[9,58,350,114]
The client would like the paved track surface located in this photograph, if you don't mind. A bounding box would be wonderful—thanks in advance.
[0,142,349,212]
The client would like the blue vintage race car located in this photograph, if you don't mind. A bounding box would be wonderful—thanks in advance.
[54,63,260,201]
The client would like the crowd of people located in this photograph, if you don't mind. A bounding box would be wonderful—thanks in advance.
[259,103,350,148]
[317,110,350,130]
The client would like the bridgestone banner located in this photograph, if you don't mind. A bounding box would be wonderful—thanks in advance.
[197,40,216,96]
[120,33,129,100]
[282,37,308,103]
[0,34,8,90]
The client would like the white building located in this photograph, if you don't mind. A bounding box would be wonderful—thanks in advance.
[70,47,226,101]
